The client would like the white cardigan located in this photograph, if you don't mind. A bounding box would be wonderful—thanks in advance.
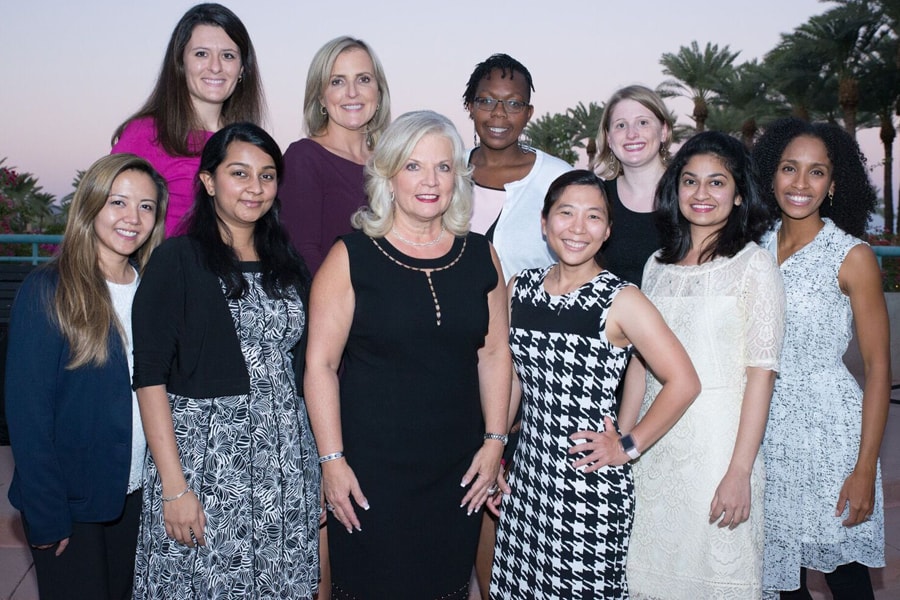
[470,146,573,282]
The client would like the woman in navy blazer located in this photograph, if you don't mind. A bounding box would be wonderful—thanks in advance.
[5,153,167,599]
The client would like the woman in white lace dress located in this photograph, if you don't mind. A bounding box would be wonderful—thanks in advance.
[753,118,888,600]
[621,131,784,599]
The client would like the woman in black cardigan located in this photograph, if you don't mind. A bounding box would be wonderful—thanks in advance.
[131,122,321,598]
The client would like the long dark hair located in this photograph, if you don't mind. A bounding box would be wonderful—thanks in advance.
[541,170,612,267]
[187,122,309,299]
[656,131,774,264]
[751,117,875,238]
[112,3,265,156]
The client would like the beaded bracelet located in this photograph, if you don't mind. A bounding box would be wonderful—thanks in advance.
[318,451,345,464]
[161,486,191,503]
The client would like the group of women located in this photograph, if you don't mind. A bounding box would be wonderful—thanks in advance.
[3,2,890,600]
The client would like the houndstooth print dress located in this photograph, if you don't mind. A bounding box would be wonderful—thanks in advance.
[133,268,321,599]
[491,266,634,599]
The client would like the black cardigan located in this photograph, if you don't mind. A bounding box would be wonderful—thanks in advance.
[132,236,308,398]
[132,236,248,397]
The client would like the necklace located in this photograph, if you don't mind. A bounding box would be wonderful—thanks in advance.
[371,237,466,326]
[390,224,445,247]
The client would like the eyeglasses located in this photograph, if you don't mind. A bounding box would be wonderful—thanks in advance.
[472,97,530,114]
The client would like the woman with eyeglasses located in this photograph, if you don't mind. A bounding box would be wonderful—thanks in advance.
[463,54,572,285]
[462,53,572,598]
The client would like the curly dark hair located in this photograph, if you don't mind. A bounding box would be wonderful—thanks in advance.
[751,117,875,238]
[462,53,534,106]
[186,122,310,299]
[656,131,776,265]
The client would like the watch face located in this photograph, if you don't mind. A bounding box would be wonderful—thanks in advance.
[620,434,640,459]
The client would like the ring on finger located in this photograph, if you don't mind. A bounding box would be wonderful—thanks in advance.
[325,503,335,512]
[487,485,499,496]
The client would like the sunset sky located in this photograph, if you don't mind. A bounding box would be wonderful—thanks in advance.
[3,0,890,220]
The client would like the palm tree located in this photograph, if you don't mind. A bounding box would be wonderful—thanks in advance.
[566,101,604,166]
[658,41,740,132]
[763,34,839,122]
[787,1,887,137]
[860,34,900,232]
[710,60,779,148]
[58,169,85,225]
[0,158,58,233]
[524,112,579,165]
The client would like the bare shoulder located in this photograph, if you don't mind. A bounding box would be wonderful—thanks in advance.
[839,242,881,294]
[311,240,351,295]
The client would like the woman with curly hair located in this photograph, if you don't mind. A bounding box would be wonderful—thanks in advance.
[752,118,888,600]
[623,131,784,599]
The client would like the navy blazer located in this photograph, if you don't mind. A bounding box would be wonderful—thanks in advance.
[5,267,132,546]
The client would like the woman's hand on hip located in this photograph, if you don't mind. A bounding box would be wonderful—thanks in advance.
[569,416,629,471]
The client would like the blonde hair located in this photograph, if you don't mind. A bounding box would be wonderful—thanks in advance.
[55,154,168,368]
[592,85,674,179]
[354,110,472,238]
[303,36,391,149]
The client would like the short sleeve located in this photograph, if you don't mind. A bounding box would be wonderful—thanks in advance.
[741,247,785,371]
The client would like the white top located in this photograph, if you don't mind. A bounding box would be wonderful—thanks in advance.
[628,243,785,599]
[107,268,144,493]
[469,146,572,283]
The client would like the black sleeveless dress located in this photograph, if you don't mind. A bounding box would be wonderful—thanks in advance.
[329,231,498,600]
[601,178,660,288]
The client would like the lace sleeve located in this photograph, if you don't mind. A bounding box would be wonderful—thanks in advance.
[741,247,785,371]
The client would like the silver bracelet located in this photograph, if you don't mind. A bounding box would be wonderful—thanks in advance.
[484,433,509,446]
[318,451,345,464]
[161,486,191,503]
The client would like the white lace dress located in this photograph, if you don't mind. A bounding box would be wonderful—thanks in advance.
[627,243,784,599]
[761,220,885,594]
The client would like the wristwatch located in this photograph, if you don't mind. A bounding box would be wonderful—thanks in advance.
[619,434,641,460]
[484,433,509,446]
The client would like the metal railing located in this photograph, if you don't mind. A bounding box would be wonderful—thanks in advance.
[0,233,899,264]
[0,234,63,264]
[872,244,900,267]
